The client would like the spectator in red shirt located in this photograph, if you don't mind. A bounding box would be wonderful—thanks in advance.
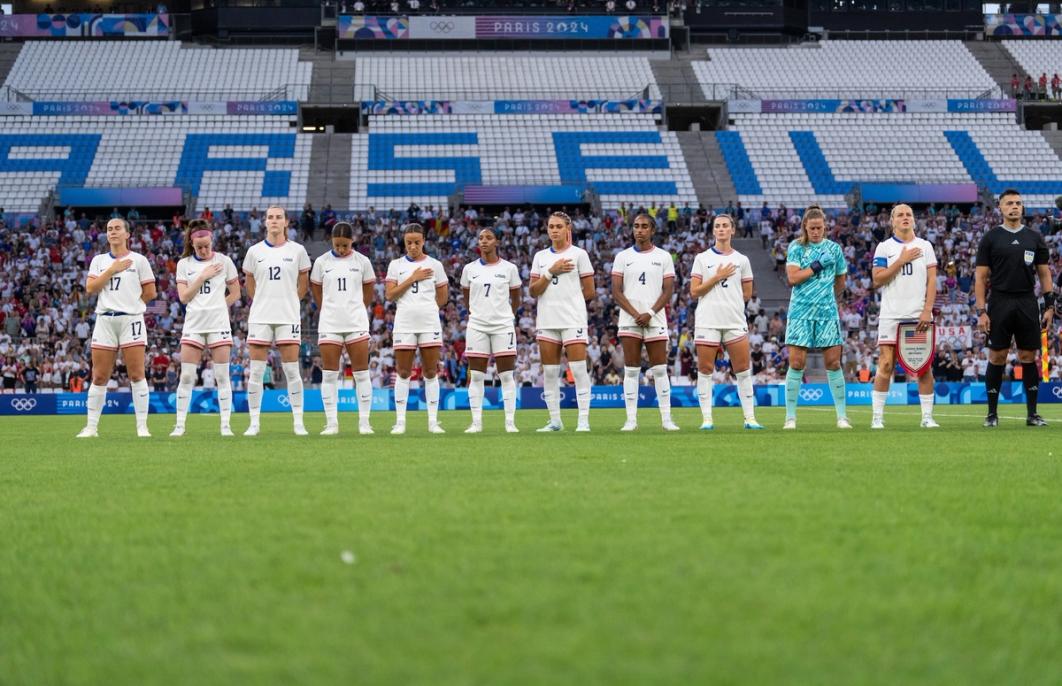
[1039,73,1048,100]
[1011,73,1020,97]
[1052,73,1061,101]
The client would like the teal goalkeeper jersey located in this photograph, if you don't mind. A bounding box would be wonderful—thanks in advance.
[786,239,847,320]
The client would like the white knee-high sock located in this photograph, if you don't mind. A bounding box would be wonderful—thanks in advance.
[282,361,304,425]
[394,376,410,424]
[500,369,516,424]
[736,369,756,422]
[468,370,485,425]
[651,364,671,423]
[919,393,934,420]
[86,383,107,429]
[543,364,561,424]
[247,360,266,425]
[131,379,150,427]
[871,390,888,420]
[623,366,640,423]
[697,372,714,423]
[571,360,591,424]
[321,369,340,427]
[214,362,232,428]
[175,362,196,428]
[354,370,372,424]
[425,376,440,425]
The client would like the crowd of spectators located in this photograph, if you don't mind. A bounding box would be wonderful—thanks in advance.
[1,198,1060,396]
[1011,73,1062,102]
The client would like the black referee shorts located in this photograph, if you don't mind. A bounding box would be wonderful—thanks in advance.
[987,293,1041,351]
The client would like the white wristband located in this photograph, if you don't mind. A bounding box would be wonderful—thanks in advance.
[542,270,553,281]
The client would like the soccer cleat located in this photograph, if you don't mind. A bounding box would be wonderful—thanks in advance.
[782,418,797,430]
[428,423,446,434]
[390,422,406,435]
[136,425,151,438]
[320,425,339,436]
[983,414,999,428]
[359,423,374,435]
[505,422,519,434]
[75,427,98,438]
[620,421,638,432]
[870,417,885,430]
[920,418,940,429]
[575,422,591,433]
[220,425,234,437]
[662,421,681,432]
[836,418,852,430]
[243,423,260,437]
[1027,414,1048,427]
[699,422,715,431]
[293,424,309,437]
[743,421,765,430]
[169,426,185,437]
[464,423,482,434]
[536,421,563,432]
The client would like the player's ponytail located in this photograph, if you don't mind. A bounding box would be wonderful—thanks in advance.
[332,221,354,240]
[797,205,826,245]
[181,219,212,258]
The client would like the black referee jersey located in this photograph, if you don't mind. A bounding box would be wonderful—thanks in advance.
[975,224,1050,350]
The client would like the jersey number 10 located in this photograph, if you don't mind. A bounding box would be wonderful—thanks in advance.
[901,263,913,276]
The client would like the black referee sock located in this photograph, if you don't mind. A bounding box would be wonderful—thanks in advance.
[986,363,1005,416]
[1022,362,1040,417]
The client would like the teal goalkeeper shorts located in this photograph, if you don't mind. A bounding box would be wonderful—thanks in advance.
[784,317,844,349]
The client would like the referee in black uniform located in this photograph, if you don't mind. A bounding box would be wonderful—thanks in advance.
[974,189,1055,427]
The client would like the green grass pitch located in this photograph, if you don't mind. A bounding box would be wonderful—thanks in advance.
[3,406,1062,685]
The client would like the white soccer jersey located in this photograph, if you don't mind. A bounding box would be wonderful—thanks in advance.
[87,251,155,315]
[530,244,594,329]
[311,249,376,333]
[691,247,754,329]
[611,245,675,328]
[460,257,522,334]
[176,253,238,333]
[242,239,311,326]
[873,236,937,320]
[385,255,448,334]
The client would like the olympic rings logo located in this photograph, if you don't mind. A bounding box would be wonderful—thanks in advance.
[10,398,38,412]
[799,388,824,401]
[1052,386,1062,399]
[429,21,454,32]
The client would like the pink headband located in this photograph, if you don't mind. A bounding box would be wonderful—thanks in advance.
[190,229,212,240]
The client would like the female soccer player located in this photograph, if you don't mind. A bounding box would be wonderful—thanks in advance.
[783,206,850,430]
[310,221,376,435]
[170,219,240,437]
[611,213,678,431]
[460,227,522,433]
[242,205,311,436]
[385,223,449,434]
[689,213,763,430]
[529,212,595,432]
[77,218,157,438]
[870,203,938,429]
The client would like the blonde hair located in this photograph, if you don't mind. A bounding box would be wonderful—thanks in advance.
[796,205,826,245]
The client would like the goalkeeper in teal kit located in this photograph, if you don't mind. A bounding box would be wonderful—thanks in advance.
[782,206,851,430]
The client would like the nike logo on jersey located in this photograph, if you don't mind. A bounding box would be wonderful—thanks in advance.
[325,269,333,273]
[257,258,265,263]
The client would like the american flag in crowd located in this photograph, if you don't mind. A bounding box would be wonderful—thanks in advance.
[904,328,927,344]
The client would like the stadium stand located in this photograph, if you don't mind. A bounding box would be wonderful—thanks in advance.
[719,112,1062,209]
[4,43,313,100]
[353,54,660,100]
[692,41,998,99]
[1001,41,1062,97]
[0,116,312,213]
[350,113,698,209]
